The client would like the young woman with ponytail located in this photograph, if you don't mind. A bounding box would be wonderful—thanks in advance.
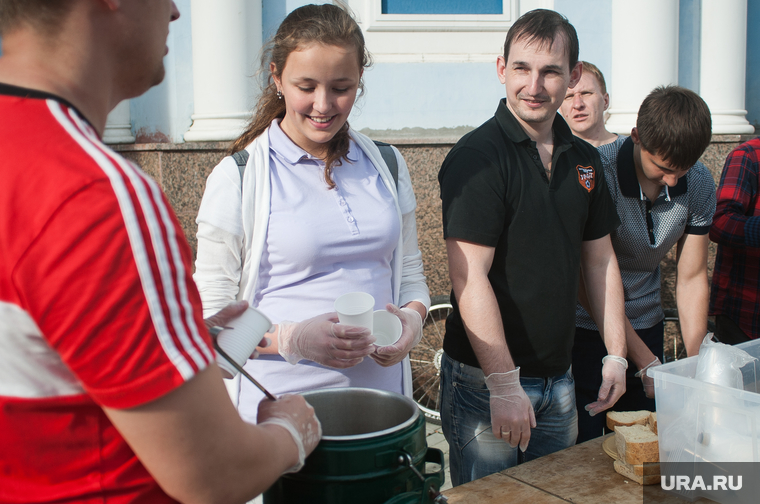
[194,3,429,422]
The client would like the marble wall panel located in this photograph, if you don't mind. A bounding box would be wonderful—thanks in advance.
[660,136,744,356]
[117,143,229,259]
[399,144,454,300]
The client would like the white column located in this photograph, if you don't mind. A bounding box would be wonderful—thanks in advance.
[605,0,679,135]
[184,0,262,142]
[700,0,753,134]
[103,100,135,144]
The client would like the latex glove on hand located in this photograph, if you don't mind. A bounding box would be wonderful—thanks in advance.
[258,394,322,473]
[278,312,375,369]
[370,304,423,367]
[634,357,662,399]
[585,355,627,416]
[485,367,537,452]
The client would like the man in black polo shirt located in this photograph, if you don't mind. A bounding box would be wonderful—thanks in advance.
[438,9,628,486]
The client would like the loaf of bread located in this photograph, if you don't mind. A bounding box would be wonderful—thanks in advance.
[648,412,657,435]
[606,410,650,432]
[615,424,659,464]
[613,460,660,485]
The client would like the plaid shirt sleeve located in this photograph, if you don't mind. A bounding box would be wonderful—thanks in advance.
[709,139,760,248]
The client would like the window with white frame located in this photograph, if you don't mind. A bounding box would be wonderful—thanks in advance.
[348,0,527,63]
[361,0,515,32]
[346,0,555,62]
[382,0,503,15]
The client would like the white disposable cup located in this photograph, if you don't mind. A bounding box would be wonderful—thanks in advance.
[373,310,403,347]
[334,292,375,331]
[215,306,272,379]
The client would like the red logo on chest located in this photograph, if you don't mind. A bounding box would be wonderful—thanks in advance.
[576,165,595,192]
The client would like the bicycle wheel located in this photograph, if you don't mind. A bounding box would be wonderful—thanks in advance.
[410,294,452,424]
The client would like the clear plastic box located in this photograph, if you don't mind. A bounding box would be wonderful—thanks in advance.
[649,338,760,465]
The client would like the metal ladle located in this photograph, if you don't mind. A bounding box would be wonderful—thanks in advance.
[209,326,277,401]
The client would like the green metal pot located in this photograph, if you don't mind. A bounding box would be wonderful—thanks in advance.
[263,388,446,504]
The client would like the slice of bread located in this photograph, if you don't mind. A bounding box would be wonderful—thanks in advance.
[615,424,659,464]
[606,410,651,432]
[625,461,659,476]
[614,460,660,485]
[648,412,658,435]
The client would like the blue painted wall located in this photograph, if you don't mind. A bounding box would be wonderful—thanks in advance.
[130,0,194,142]
[679,0,701,92]
[263,0,332,43]
[554,0,612,85]
[747,0,760,128]
[351,62,504,131]
[349,0,618,132]
[382,0,502,15]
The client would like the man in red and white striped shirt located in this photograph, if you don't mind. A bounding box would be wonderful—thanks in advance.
[0,1,319,503]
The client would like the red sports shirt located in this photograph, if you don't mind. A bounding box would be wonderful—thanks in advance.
[0,84,213,503]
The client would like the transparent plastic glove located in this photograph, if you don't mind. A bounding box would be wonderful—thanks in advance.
[258,394,322,473]
[634,357,661,399]
[586,355,627,416]
[485,367,536,452]
[278,312,375,369]
[370,305,423,367]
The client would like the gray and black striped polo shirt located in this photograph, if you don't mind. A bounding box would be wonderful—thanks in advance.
[575,136,716,331]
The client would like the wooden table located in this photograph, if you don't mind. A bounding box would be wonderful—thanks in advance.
[442,434,715,503]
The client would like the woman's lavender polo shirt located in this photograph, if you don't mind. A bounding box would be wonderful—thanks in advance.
[238,120,402,422]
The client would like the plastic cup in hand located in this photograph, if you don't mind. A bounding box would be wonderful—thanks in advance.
[334,292,375,331]
[372,310,403,347]
[215,306,272,379]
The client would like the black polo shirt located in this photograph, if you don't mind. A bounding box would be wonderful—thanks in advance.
[439,99,619,377]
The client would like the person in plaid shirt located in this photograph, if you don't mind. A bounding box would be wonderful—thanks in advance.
[709,138,760,343]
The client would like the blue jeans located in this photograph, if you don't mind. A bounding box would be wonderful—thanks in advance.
[440,352,578,486]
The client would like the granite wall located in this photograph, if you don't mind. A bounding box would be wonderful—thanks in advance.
[115,134,755,357]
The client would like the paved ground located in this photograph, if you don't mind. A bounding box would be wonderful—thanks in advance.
[425,420,453,492]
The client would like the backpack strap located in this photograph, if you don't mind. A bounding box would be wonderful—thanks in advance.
[231,141,398,188]
[373,140,398,189]
[231,149,250,184]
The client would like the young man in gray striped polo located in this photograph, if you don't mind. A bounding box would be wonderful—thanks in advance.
[572,85,716,443]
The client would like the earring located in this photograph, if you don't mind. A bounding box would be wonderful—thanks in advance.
[276,90,283,100]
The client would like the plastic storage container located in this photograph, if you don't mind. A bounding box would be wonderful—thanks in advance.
[649,339,760,503]
[650,338,759,464]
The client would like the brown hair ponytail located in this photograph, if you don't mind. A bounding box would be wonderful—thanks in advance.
[228,3,371,189]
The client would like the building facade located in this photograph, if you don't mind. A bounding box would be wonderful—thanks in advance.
[98,0,760,142]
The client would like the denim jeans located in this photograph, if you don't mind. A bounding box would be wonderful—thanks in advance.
[440,352,578,486]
